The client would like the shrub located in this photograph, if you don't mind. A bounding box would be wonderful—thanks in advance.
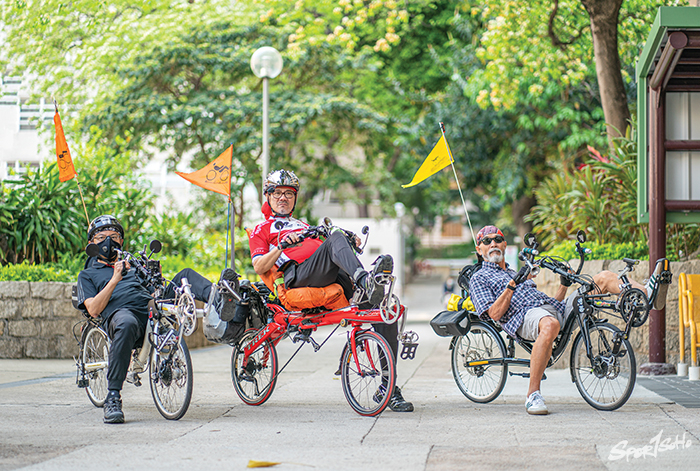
[543,240,649,262]
[525,123,698,260]
[0,261,76,282]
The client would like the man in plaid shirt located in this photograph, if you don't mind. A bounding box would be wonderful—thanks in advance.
[469,225,664,415]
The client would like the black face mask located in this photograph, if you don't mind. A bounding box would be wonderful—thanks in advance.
[96,237,121,263]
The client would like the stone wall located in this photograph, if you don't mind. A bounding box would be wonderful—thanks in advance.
[0,281,215,359]
[2,259,699,362]
[535,259,700,368]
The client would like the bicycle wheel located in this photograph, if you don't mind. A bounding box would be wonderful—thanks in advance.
[570,322,636,411]
[231,329,278,406]
[149,338,193,420]
[340,331,396,417]
[451,321,508,403]
[82,325,110,407]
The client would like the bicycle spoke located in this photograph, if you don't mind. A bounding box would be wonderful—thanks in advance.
[571,323,635,410]
[451,322,507,403]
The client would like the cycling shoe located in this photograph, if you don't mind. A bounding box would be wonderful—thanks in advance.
[218,268,240,322]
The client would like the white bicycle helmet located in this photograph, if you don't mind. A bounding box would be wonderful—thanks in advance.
[264,169,300,195]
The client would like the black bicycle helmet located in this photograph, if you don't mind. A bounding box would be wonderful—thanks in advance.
[87,215,124,240]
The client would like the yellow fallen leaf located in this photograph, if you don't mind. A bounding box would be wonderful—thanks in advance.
[247,460,281,468]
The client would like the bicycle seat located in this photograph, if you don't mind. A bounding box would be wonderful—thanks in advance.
[259,266,349,311]
[622,258,639,267]
[71,285,92,319]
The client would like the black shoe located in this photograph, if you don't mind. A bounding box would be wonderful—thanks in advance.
[103,394,124,424]
[388,386,414,412]
[218,268,240,322]
[372,383,388,404]
[354,255,394,306]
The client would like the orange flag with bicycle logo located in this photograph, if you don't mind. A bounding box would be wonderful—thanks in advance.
[54,111,78,182]
[176,145,233,197]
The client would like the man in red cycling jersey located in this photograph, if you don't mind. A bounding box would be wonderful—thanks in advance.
[248,169,413,412]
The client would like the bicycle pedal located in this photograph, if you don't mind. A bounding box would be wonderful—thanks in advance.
[400,343,418,360]
[660,271,672,284]
[509,372,530,378]
[126,372,142,387]
[77,379,89,388]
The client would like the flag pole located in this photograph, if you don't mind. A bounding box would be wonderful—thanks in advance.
[439,122,476,244]
[76,183,90,226]
[225,200,230,269]
[54,98,89,226]
[229,144,235,271]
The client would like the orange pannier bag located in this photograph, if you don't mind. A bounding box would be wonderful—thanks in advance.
[247,226,350,311]
[258,265,349,311]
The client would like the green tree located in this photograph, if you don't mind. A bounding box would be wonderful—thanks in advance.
[467,0,682,142]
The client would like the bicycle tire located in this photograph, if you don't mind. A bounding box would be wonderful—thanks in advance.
[451,321,508,403]
[340,331,396,417]
[149,338,193,420]
[82,325,110,407]
[231,328,278,406]
[570,322,636,411]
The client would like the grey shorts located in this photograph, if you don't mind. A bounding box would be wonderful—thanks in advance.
[516,295,575,341]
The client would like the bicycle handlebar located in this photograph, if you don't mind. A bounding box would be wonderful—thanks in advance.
[276,220,366,254]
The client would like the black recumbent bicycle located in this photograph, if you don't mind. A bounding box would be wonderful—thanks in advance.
[451,230,660,411]
[72,240,202,420]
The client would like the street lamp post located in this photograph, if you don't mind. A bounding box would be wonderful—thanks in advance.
[250,46,283,201]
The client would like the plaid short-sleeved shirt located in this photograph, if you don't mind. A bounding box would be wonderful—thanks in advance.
[469,261,564,338]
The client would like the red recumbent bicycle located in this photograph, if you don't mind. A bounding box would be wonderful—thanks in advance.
[227,220,418,416]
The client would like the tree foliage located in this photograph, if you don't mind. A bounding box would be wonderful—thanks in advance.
[1,0,677,252]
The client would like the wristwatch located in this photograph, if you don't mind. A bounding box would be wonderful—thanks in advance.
[506,283,516,291]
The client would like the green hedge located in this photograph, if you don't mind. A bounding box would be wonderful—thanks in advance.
[543,240,649,261]
[0,261,77,282]
[416,242,477,259]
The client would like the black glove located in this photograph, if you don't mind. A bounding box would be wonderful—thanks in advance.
[560,275,572,287]
[513,266,530,285]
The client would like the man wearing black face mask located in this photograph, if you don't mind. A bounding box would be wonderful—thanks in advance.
[76,215,239,423]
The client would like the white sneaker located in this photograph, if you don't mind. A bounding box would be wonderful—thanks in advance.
[525,390,549,415]
[645,258,671,311]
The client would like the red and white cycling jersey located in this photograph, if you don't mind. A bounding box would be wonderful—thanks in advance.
[249,216,323,268]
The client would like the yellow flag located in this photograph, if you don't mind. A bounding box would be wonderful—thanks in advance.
[176,145,233,197]
[54,111,78,182]
[402,135,453,188]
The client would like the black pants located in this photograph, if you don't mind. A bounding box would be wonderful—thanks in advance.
[107,308,145,391]
[374,322,400,361]
[106,268,214,391]
[164,268,214,303]
[285,231,361,299]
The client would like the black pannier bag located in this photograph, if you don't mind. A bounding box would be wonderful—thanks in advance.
[430,309,471,337]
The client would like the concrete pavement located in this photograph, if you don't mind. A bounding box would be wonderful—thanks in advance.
[1,276,699,470]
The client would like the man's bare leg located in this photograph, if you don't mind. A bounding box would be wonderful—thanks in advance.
[591,270,645,295]
[527,316,560,396]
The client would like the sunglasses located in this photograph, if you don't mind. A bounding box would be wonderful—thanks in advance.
[479,235,505,245]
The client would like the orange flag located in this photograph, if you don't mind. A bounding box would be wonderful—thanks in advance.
[54,111,77,182]
[176,145,233,197]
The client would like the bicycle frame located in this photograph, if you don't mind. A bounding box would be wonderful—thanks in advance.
[458,298,592,375]
[243,302,405,373]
